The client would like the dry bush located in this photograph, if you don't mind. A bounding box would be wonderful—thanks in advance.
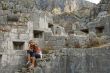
[90,37,100,47]
[74,41,81,48]
[87,32,100,48]
[42,42,54,54]
[42,48,51,54]
[86,33,110,48]
[73,38,81,48]
[100,36,109,44]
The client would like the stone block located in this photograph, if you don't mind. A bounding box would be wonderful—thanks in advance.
[18,25,27,30]
[0,16,7,25]
[11,28,17,33]
[0,32,4,41]
[48,36,57,41]
[48,41,56,46]
[97,11,107,17]
[0,10,3,16]
[56,40,65,46]
[52,46,63,49]
[34,38,45,48]
[34,67,43,73]
[19,34,29,40]
[3,10,11,15]
[44,32,52,41]
[10,33,18,39]
[4,32,9,38]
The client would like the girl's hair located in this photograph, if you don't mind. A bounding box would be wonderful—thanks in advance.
[29,40,35,44]
[28,40,38,49]
[28,40,34,48]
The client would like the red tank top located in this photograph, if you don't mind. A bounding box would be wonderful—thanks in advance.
[35,47,41,53]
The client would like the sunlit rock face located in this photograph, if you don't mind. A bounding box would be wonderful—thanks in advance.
[35,0,95,14]
[64,0,81,13]
[0,0,94,15]
[64,0,95,13]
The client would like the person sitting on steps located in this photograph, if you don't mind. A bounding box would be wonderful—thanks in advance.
[27,40,42,69]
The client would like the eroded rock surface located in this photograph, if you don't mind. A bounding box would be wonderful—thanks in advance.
[12,46,110,73]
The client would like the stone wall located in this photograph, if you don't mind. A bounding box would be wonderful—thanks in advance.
[32,10,53,32]
[66,47,110,73]
[1,45,110,73]
[0,51,27,73]
[34,46,110,73]
[87,15,110,36]
[44,35,66,49]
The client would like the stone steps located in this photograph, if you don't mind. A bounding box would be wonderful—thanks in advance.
[14,61,45,73]
[14,54,52,73]
[15,67,34,73]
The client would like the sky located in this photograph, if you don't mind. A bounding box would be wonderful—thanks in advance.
[86,0,101,4]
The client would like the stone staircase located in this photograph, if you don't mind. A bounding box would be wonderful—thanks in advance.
[15,64,46,73]
[14,59,45,73]
[15,67,32,73]
[14,49,62,73]
[14,53,52,73]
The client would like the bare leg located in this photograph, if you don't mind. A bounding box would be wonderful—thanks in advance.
[29,57,35,69]
[27,54,31,62]
[32,57,36,67]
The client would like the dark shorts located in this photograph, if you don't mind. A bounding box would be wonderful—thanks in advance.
[27,50,41,59]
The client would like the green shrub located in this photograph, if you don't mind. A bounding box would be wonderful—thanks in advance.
[1,1,8,10]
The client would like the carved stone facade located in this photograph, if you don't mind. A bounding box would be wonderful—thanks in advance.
[0,0,110,73]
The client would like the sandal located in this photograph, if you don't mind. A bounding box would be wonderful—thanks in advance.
[26,61,31,65]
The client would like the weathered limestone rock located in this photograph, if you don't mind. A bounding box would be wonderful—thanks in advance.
[66,34,88,48]
[45,36,66,49]
[0,50,27,73]
[97,11,108,17]
[66,31,109,48]
[44,32,53,41]
[100,35,110,44]
[33,67,43,73]
[11,46,110,73]
[0,0,110,73]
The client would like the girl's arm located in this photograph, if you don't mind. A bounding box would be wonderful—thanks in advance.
[27,44,31,50]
